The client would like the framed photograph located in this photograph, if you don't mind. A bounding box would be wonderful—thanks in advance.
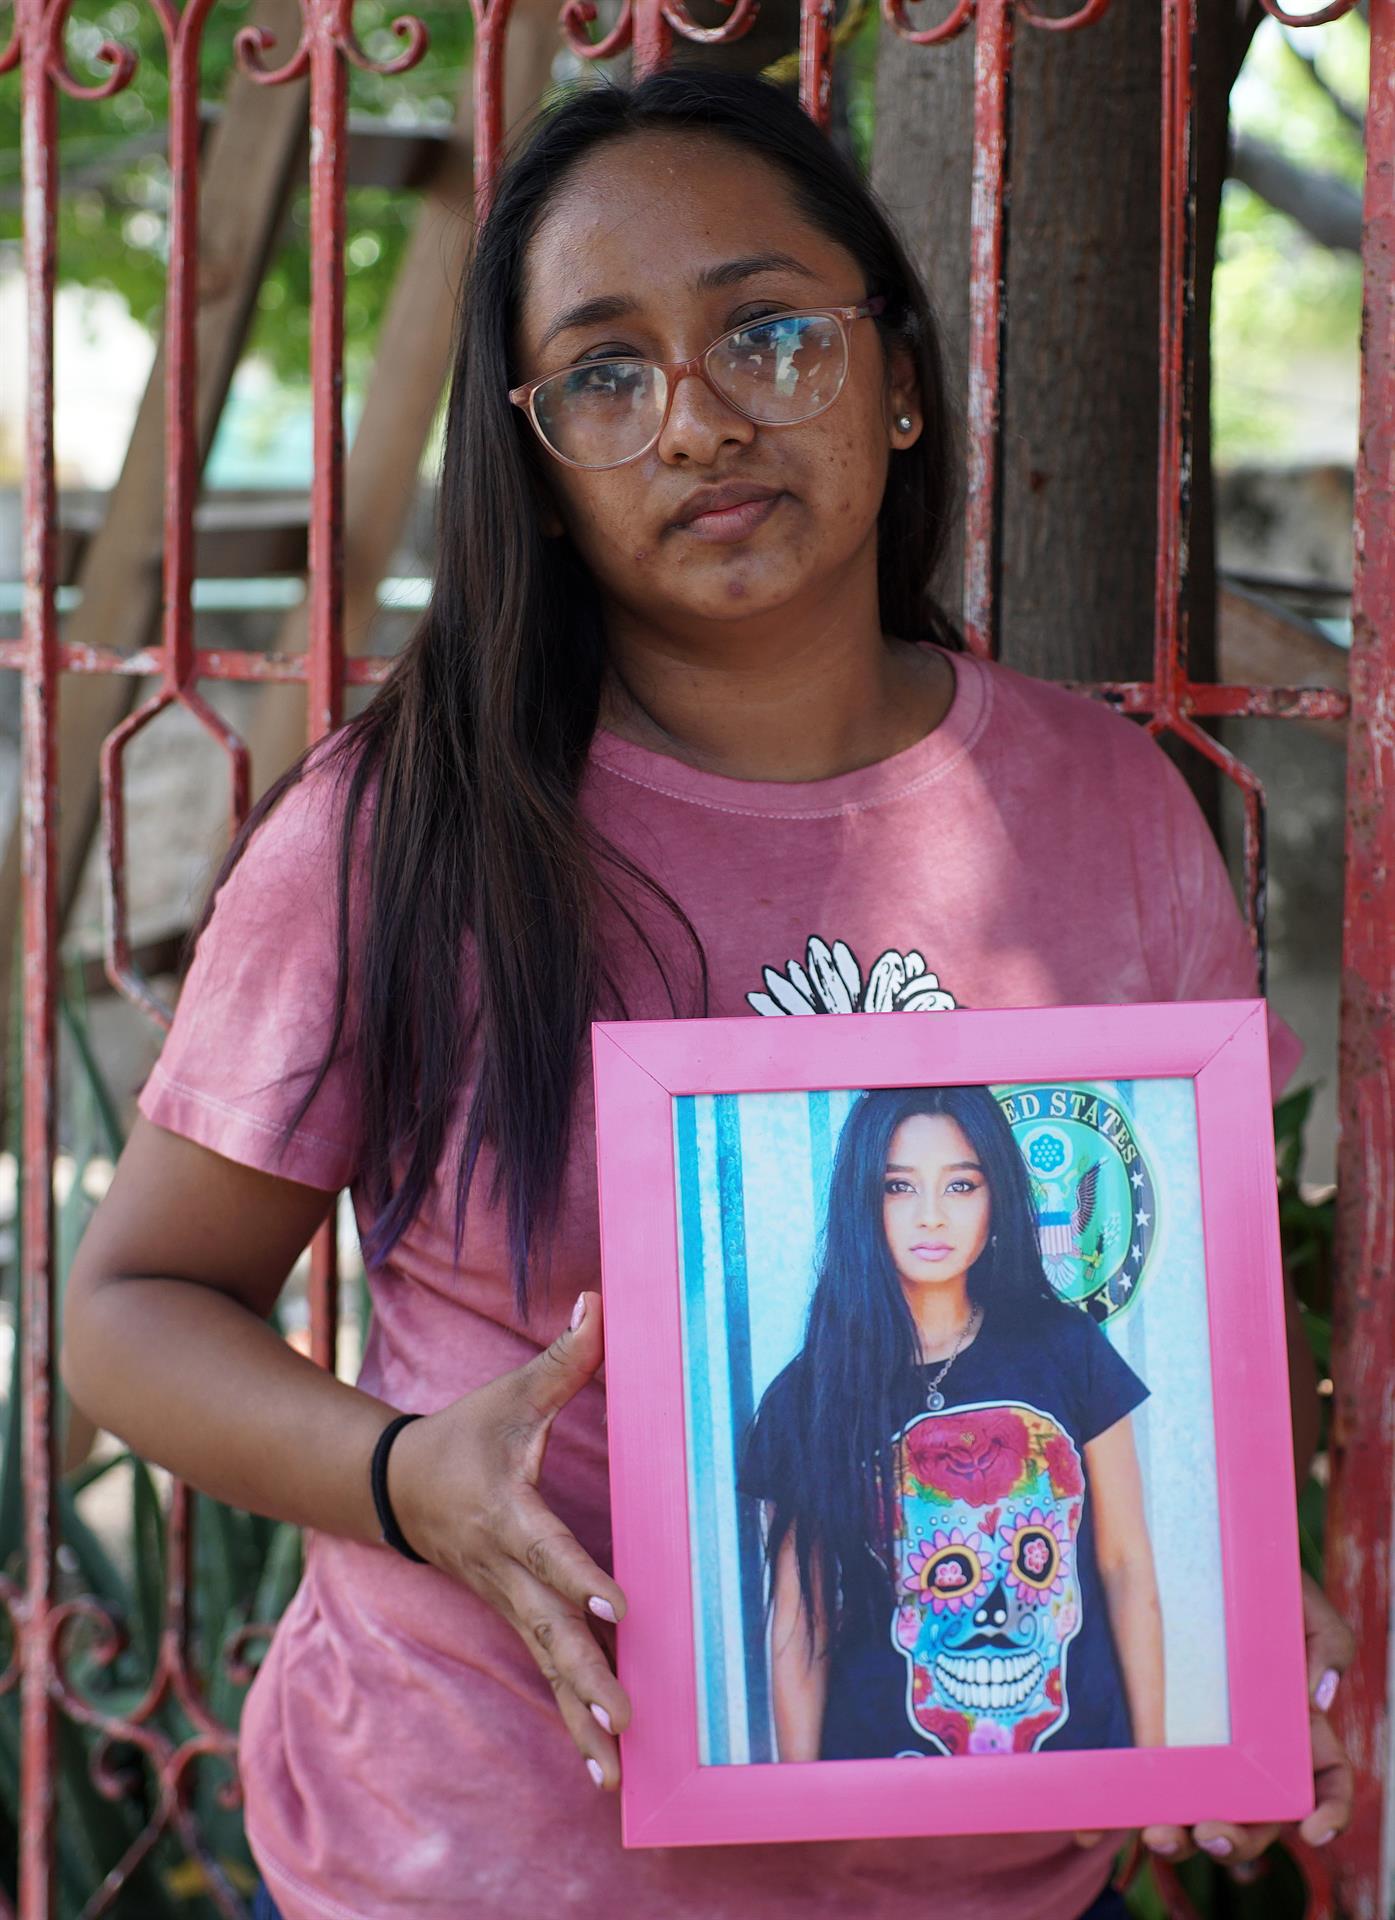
[592,1000,1312,1849]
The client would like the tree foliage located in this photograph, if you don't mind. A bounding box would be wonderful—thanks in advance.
[1215,11,1367,462]
[0,0,476,386]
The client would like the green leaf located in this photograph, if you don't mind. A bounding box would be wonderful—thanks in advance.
[131,1458,168,1679]
[68,1447,134,1497]
[251,1523,303,1629]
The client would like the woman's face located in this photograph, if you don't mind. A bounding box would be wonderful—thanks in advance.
[882,1113,992,1294]
[513,130,919,639]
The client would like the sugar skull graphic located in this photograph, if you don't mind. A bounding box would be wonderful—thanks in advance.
[890,1402,1085,1755]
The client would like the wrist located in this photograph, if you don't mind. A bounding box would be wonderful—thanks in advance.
[377,1411,431,1563]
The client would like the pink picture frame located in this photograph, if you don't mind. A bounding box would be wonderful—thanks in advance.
[591,999,1312,1849]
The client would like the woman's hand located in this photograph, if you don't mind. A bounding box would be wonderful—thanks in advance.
[386,1289,630,1791]
[1075,1571,1356,1867]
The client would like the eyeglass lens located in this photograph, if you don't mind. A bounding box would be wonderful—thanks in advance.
[530,312,849,468]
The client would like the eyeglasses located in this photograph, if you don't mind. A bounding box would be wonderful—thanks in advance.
[509,299,886,471]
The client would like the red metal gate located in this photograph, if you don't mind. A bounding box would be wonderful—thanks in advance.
[1,0,1389,1913]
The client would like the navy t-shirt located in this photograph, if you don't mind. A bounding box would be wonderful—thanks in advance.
[738,1301,1149,1760]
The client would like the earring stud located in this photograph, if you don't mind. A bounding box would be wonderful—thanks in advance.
[896,414,913,433]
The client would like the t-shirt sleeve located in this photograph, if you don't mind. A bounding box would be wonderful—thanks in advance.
[137,761,363,1191]
[1072,1311,1150,1446]
[736,1363,801,1507]
[1128,730,1303,1095]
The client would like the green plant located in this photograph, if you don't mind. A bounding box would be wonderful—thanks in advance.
[0,973,305,1916]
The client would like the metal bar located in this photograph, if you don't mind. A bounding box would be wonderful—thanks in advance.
[632,0,674,78]
[16,4,59,1907]
[305,0,350,1377]
[306,3,346,747]
[1155,0,1197,719]
[1327,0,1395,1907]
[0,641,1352,723]
[0,643,397,682]
[1068,682,1351,723]
[799,0,836,127]
[160,1,214,699]
[961,0,1013,660]
[471,0,512,210]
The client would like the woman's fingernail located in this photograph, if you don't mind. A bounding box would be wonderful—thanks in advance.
[1148,1840,1178,1855]
[570,1294,586,1332]
[1200,1837,1233,1858]
[1314,1828,1339,1847]
[585,1757,604,1788]
[590,1702,613,1734]
[1315,1668,1340,1714]
[588,1595,618,1624]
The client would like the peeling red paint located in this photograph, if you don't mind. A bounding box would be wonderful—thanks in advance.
[799,0,836,127]
[1325,0,1395,1906]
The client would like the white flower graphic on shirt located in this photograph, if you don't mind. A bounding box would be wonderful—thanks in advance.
[746,937,958,1017]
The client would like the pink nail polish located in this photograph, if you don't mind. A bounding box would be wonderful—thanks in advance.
[1200,1837,1233,1858]
[1314,1828,1339,1847]
[570,1294,586,1332]
[588,1595,618,1624]
[590,1702,613,1734]
[1148,1840,1178,1856]
[1315,1668,1340,1714]
[585,1758,604,1788]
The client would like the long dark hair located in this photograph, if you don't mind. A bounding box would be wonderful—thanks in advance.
[756,1085,1062,1643]
[200,71,963,1313]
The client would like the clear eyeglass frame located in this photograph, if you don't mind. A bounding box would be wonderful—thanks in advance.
[508,297,887,471]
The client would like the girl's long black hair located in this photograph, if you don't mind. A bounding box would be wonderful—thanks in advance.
[755,1085,1063,1644]
[197,71,963,1314]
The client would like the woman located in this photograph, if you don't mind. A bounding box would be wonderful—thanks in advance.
[741,1086,1163,1764]
[61,68,1350,1920]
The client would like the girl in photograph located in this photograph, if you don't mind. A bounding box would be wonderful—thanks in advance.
[62,66,1350,1920]
[740,1084,1164,1764]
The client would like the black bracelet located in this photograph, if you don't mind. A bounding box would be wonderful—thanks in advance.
[371,1413,428,1564]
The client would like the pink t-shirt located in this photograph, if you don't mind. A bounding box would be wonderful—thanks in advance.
[140,647,1299,1920]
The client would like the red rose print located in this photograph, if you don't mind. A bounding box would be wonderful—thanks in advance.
[905,1408,1031,1505]
[1046,1668,1063,1706]
[1013,1710,1058,1753]
[917,1708,972,1756]
[913,1669,931,1705]
[1044,1432,1084,1499]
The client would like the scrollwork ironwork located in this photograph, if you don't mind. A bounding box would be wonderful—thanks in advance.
[50,1496,250,1920]
[336,0,429,74]
[559,0,634,61]
[233,17,310,85]
[237,0,430,85]
[1019,0,1112,32]
[880,0,973,51]
[42,0,138,99]
[661,0,759,48]
[1259,0,1361,24]
[221,1621,281,1690]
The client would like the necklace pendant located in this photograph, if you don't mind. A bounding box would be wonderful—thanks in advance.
[926,1388,946,1412]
